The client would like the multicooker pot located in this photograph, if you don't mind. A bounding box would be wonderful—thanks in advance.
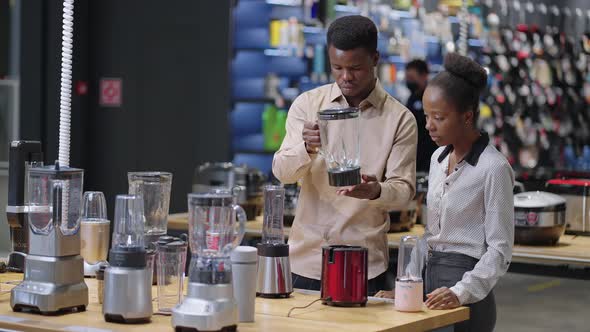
[514,191,566,245]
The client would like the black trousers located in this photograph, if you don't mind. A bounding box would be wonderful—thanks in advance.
[426,251,496,332]
[292,272,388,297]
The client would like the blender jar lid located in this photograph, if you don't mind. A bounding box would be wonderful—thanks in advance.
[318,107,360,120]
[128,171,172,181]
[157,235,176,246]
[158,240,187,252]
[188,192,234,206]
[28,163,83,175]
[197,162,234,172]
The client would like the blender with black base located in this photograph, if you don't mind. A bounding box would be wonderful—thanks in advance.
[256,185,292,298]
[172,191,246,332]
[10,163,88,314]
[5,140,43,272]
[103,194,152,323]
[318,107,362,186]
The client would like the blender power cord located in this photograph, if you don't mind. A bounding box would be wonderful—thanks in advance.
[287,297,327,317]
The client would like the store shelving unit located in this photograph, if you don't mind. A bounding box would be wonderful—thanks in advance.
[230,0,483,175]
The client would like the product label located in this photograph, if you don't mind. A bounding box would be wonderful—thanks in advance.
[206,231,220,250]
[515,211,538,226]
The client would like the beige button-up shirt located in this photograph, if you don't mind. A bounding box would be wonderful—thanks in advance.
[272,80,418,279]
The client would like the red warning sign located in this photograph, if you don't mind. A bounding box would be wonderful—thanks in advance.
[99,78,122,107]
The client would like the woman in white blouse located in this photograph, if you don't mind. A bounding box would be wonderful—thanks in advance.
[378,53,514,332]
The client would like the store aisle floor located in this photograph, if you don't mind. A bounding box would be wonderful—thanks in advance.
[495,272,590,331]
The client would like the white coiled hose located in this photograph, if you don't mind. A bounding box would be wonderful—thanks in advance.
[58,0,74,233]
[458,0,469,56]
[58,0,74,167]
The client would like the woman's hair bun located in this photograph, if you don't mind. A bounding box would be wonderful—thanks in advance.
[443,53,487,91]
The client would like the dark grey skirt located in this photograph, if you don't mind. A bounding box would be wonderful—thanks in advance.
[426,251,496,332]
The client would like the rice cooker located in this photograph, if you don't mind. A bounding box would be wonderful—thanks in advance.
[514,191,567,245]
[545,179,590,235]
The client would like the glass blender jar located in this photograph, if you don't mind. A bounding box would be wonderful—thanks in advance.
[128,172,173,244]
[172,191,246,332]
[80,191,110,276]
[11,163,88,314]
[318,107,361,187]
[395,235,425,312]
[257,185,293,298]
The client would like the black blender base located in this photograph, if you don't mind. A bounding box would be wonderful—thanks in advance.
[321,300,367,307]
[7,252,25,272]
[257,292,292,299]
[13,304,86,315]
[328,167,361,187]
[175,325,237,332]
[104,314,151,324]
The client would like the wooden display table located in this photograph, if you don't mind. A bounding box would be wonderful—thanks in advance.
[0,273,468,332]
[168,213,590,267]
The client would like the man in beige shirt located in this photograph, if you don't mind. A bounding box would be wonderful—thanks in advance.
[272,15,417,294]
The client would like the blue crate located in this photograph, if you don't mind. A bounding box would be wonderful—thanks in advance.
[233,153,274,175]
[303,26,326,45]
[231,103,265,136]
[234,0,272,28]
[232,78,267,99]
[425,38,442,63]
[232,51,306,78]
[234,28,270,49]
[232,77,289,99]
[234,0,303,28]
[377,36,389,55]
[232,134,265,152]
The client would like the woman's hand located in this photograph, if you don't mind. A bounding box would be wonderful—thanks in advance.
[336,174,381,200]
[425,287,460,310]
[373,290,395,299]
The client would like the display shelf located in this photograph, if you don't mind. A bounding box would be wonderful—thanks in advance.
[266,0,302,6]
[334,4,361,15]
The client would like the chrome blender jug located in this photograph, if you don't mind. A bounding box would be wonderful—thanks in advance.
[172,191,246,332]
[11,163,88,314]
[395,235,425,312]
[257,185,293,298]
[318,107,361,186]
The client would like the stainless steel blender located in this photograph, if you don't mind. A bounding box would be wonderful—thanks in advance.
[256,185,292,298]
[10,163,88,314]
[172,191,246,332]
[5,140,43,272]
[80,191,110,277]
[103,194,152,323]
